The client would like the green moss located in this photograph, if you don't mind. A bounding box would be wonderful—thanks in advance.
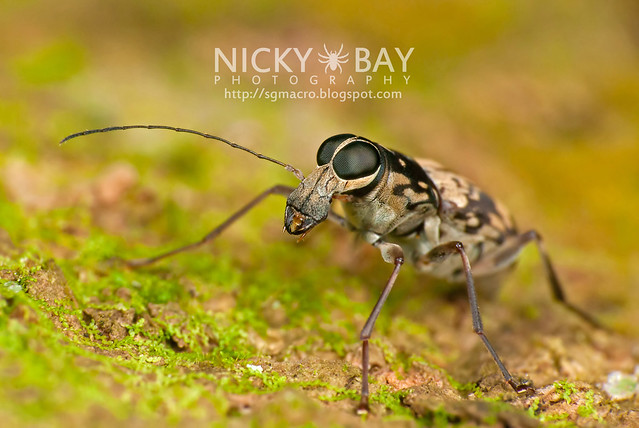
[577,390,602,422]
[370,385,413,418]
[553,380,578,405]
[527,397,541,418]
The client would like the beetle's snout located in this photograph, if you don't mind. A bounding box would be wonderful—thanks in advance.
[284,164,336,236]
[284,205,319,235]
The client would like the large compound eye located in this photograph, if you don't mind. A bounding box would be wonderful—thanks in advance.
[316,134,356,166]
[332,140,381,180]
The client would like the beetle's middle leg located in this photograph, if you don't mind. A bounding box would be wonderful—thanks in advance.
[472,230,604,329]
[126,185,295,267]
[420,241,533,393]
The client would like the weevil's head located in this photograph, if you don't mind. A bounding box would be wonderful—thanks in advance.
[284,133,383,235]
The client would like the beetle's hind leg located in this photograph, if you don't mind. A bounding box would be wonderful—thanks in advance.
[125,185,295,267]
[473,230,604,330]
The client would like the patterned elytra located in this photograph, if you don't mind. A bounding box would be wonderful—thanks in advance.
[331,140,381,180]
[316,133,356,166]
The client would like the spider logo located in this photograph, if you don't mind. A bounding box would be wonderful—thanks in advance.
[318,44,349,74]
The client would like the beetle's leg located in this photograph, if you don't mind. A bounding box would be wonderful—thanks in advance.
[126,185,294,267]
[357,242,404,415]
[474,230,604,330]
[326,210,356,230]
[421,241,533,393]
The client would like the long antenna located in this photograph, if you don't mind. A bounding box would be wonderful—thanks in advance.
[60,125,305,181]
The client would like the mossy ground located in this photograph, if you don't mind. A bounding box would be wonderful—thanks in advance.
[2,175,638,427]
[2,1,639,427]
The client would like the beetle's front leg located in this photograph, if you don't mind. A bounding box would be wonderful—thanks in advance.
[127,185,295,267]
[356,241,404,415]
[420,241,533,393]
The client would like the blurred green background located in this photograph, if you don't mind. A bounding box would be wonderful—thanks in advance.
[2,0,638,318]
[1,0,639,425]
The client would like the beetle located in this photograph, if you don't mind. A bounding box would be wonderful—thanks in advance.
[61,125,602,414]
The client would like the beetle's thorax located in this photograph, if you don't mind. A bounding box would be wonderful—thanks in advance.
[340,148,440,237]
